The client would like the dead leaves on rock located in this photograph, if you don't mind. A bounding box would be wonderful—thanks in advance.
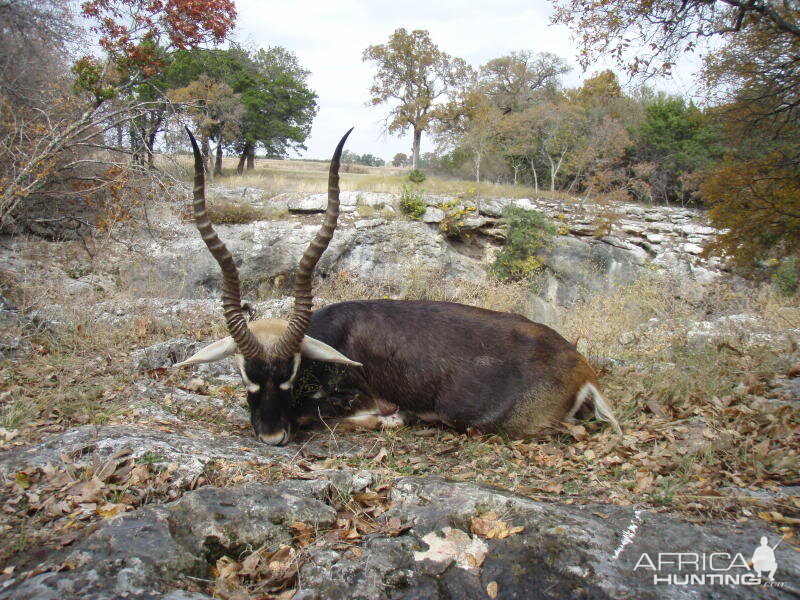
[1,447,183,554]
[470,511,524,540]
[209,480,413,600]
[213,544,300,600]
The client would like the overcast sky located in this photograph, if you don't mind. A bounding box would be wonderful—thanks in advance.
[233,0,703,161]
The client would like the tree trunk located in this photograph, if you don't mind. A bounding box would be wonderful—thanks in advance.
[130,127,143,166]
[411,127,422,170]
[549,148,567,193]
[510,157,523,186]
[201,136,213,182]
[474,152,481,184]
[236,143,249,175]
[214,142,223,176]
[146,129,156,169]
[246,145,255,170]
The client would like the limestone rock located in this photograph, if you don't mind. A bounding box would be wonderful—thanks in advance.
[131,338,204,371]
[288,194,327,213]
[421,207,444,223]
[4,475,796,599]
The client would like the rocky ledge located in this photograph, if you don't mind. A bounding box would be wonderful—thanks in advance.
[1,468,797,600]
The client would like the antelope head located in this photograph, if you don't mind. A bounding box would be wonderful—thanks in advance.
[176,128,359,445]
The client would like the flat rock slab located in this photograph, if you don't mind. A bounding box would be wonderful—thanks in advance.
[1,475,796,600]
[0,426,296,489]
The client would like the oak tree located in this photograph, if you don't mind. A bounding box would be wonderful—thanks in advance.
[479,50,569,114]
[363,28,469,170]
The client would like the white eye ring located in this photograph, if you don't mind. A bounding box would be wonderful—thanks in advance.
[279,353,302,390]
[236,355,261,393]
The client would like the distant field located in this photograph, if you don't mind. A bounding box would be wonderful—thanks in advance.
[161,153,564,201]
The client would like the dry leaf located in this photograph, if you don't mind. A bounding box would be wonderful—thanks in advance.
[471,512,524,540]
[634,471,655,493]
[372,447,389,464]
[13,472,30,490]
[758,511,800,525]
[352,491,383,508]
[542,482,563,494]
[96,503,127,519]
[289,521,315,547]
[93,458,118,482]
[66,477,105,503]
[239,551,262,577]
[215,556,241,581]
[566,424,588,441]
[414,528,488,570]
[487,581,498,598]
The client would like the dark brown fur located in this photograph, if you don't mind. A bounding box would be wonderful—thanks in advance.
[301,299,599,436]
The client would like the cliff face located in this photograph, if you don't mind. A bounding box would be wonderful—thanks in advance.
[119,189,723,321]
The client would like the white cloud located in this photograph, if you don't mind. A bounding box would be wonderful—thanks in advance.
[232,0,701,161]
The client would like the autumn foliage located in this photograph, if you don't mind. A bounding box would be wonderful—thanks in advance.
[81,0,236,74]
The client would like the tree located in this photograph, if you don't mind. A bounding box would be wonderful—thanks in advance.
[533,102,583,192]
[236,46,317,169]
[392,152,409,167]
[703,156,800,268]
[551,0,799,78]
[81,0,236,76]
[168,75,242,177]
[496,109,539,187]
[551,0,800,264]
[479,51,569,114]
[363,28,469,170]
[166,45,317,172]
[451,93,502,183]
[0,0,238,229]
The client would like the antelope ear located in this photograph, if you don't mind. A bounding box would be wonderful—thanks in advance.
[301,336,362,367]
[174,337,237,367]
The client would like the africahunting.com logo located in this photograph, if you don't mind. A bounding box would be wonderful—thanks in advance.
[633,535,787,588]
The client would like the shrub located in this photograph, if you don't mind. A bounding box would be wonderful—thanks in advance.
[773,256,799,295]
[438,199,477,240]
[408,169,426,183]
[492,205,557,281]
[399,185,426,219]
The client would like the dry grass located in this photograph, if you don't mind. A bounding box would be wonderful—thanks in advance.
[0,264,225,433]
[204,199,288,224]
[315,264,531,315]
[160,153,567,201]
[1,232,798,573]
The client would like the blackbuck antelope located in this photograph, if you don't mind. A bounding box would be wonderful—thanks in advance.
[176,128,622,445]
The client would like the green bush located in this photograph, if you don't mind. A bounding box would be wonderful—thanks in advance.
[399,185,426,219]
[492,205,557,281]
[408,169,426,183]
[773,256,799,295]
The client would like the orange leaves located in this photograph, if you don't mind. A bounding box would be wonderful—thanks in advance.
[703,155,800,268]
[81,0,236,72]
